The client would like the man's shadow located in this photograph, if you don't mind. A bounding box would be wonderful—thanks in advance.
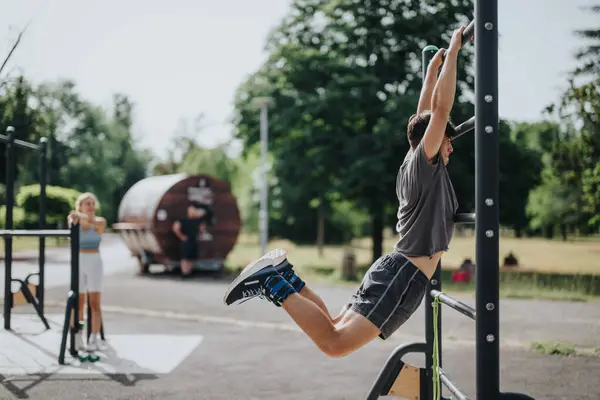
[0,324,159,399]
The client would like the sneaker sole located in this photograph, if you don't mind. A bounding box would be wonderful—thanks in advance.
[260,248,288,269]
[223,257,274,305]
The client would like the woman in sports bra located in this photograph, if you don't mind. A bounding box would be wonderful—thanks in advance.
[67,192,107,352]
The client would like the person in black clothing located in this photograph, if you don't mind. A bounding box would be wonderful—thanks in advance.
[172,203,208,276]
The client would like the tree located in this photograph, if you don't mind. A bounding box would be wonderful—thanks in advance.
[233,0,476,262]
[498,120,543,237]
[1,76,152,224]
[542,4,600,233]
[572,4,600,77]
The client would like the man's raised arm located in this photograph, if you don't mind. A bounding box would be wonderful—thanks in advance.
[416,48,445,115]
[422,26,465,160]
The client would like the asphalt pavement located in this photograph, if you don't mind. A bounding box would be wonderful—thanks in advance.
[0,236,598,400]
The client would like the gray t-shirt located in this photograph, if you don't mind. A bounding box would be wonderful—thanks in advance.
[393,140,458,257]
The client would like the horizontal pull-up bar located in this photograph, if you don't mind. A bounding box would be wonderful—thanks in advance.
[454,213,475,223]
[440,19,475,61]
[439,367,470,400]
[461,20,475,46]
[0,229,71,238]
[431,290,476,320]
[451,116,475,141]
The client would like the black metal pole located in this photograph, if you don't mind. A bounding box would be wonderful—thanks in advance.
[3,127,15,330]
[421,44,442,400]
[69,222,80,354]
[38,138,48,313]
[58,291,74,364]
[475,1,500,399]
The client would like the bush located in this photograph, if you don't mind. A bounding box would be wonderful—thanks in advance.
[15,184,83,226]
[0,206,26,228]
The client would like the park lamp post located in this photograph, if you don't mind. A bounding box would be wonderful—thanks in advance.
[251,96,273,256]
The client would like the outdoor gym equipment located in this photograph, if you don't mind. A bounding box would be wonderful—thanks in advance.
[1,126,49,329]
[1,125,104,364]
[364,3,536,400]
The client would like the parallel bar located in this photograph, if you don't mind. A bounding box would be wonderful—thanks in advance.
[451,116,475,141]
[439,368,470,400]
[431,290,476,320]
[0,230,71,237]
[454,213,475,223]
[0,133,41,151]
[475,0,500,399]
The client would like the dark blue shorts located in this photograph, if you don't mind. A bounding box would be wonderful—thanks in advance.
[347,252,429,340]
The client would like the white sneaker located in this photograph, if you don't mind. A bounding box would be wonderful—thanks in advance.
[87,334,98,351]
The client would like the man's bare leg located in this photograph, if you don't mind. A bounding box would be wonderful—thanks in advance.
[297,285,335,321]
[281,292,381,358]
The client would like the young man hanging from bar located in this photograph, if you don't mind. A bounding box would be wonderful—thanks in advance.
[223,26,465,358]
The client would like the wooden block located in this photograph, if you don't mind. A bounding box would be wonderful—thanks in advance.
[388,364,421,400]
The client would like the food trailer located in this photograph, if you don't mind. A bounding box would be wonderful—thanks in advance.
[112,173,241,274]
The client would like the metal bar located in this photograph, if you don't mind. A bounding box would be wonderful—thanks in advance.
[475,1,500,399]
[439,368,470,400]
[421,45,442,400]
[462,20,476,45]
[451,116,475,141]
[0,230,71,237]
[0,133,41,151]
[3,127,15,330]
[364,342,427,400]
[425,263,442,400]
[70,223,80,356]
[17,281,50,329]
[454,213,476,223]
[38,138,48,313]
[13,137,40,151]
[442,19,475,62]
[431,290,476,320]
[58,291,74,365]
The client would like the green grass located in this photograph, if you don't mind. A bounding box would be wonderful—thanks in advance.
[0,236,68,255]
[225,231,600,301]
[530,341,600,358]
[531,341,577,357]
[229,230,600,274]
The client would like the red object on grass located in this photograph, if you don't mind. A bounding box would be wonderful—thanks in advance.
[452,270,471,283]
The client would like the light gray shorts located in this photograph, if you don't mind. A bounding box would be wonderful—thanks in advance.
[79,252,104,293]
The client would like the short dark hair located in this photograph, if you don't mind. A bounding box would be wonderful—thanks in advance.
[407,111,456,150]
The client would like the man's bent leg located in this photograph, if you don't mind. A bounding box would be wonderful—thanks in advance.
[222,255,380,357]
[222,251,426,357]
[281,293,381,358]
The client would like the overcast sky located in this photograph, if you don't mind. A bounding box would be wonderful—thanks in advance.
[1,0,597,159]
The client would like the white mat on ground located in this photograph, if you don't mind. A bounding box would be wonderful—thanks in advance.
[0,314,203,375]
